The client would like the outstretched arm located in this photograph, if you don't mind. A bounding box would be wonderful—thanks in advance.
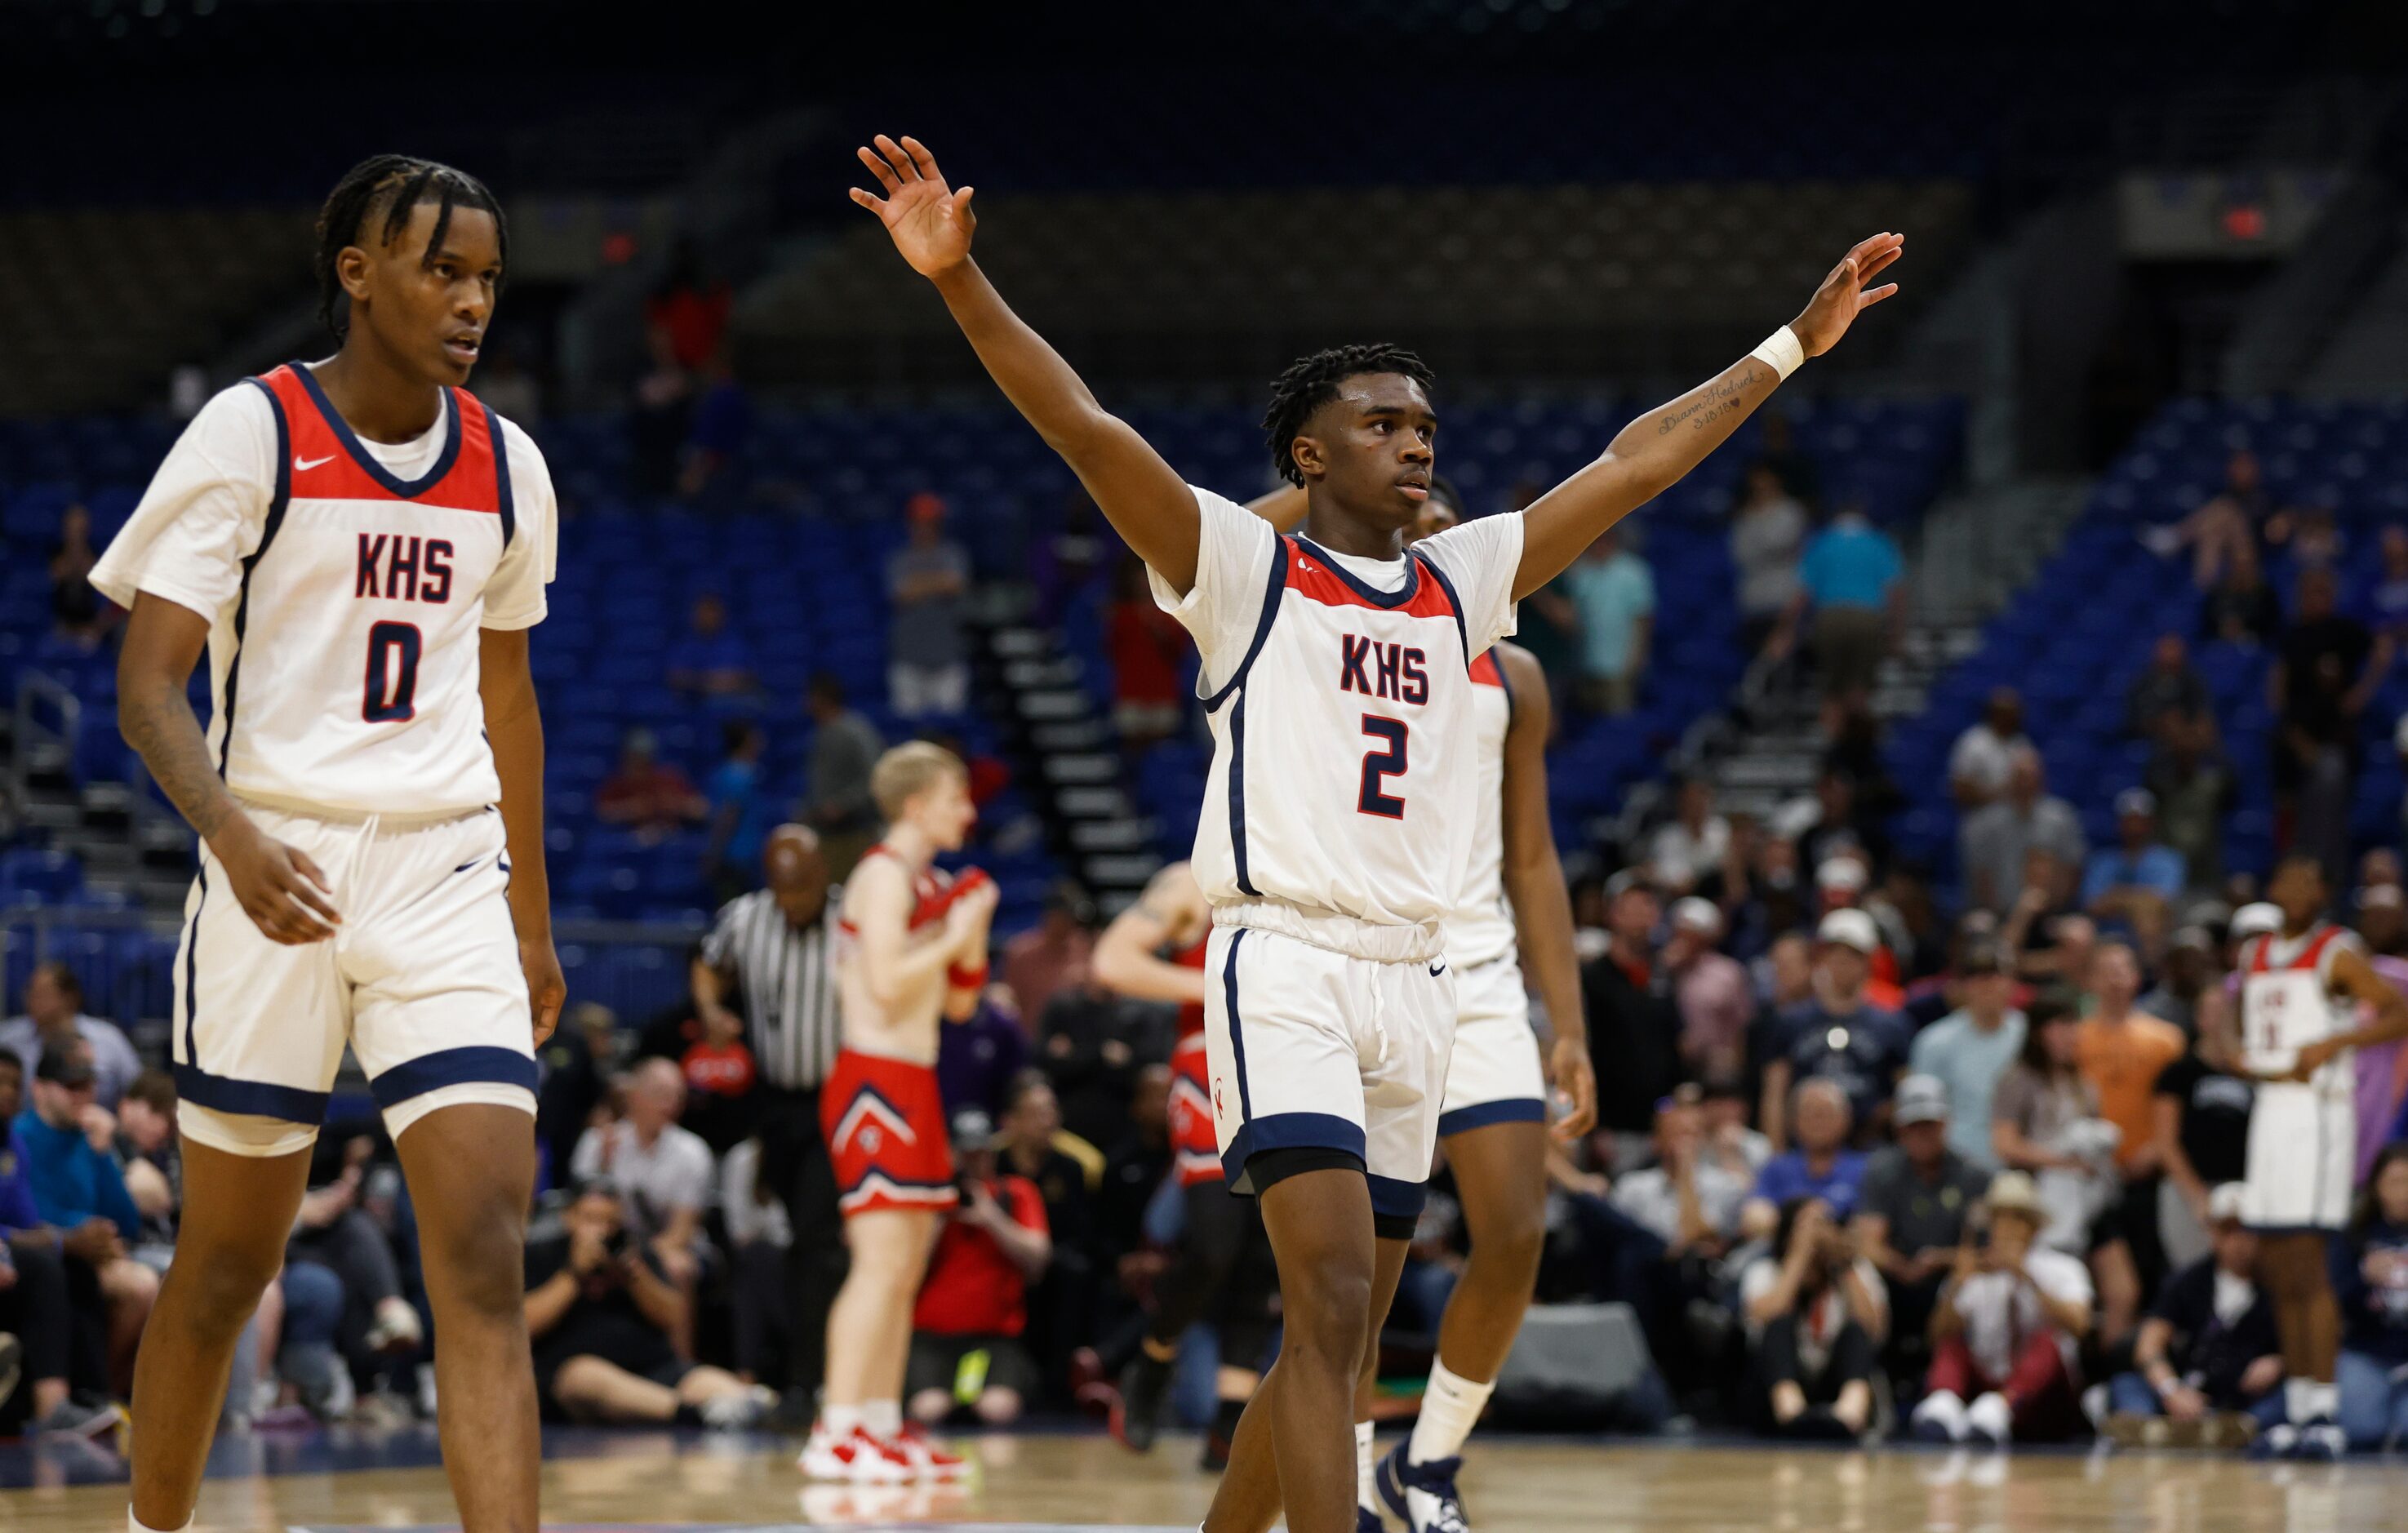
[1511,233,1904,599]
[852,136,1204,592]
[1495,644,1593,1137]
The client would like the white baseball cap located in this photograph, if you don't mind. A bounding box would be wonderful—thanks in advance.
[1817,908,1881,955]
[2230,902,2282,942]
[1671,897,1723,936]
[1816,857,1868,893]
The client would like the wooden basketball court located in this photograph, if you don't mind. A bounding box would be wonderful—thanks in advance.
[3,1427,2403,1532]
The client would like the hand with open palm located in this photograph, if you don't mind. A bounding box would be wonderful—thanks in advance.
[1788,232,1905,358]
[851,134,976,279]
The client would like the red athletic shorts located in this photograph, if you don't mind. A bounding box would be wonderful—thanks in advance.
[821,1049,958,1217]
[1169,1032,1224,1188]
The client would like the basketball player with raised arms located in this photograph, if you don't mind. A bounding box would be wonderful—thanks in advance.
[803,742,998,1483]
[851,131,1899,1533]
[99,157,561,1533]
[2233,851,2408,1459]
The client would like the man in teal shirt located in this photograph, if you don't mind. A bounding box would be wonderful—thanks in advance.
[1906,942,2027,1170]
[14,1046,155,1390]
[1561,527,1655,714]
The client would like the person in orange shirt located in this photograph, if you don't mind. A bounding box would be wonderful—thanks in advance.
[2076,940,2186,1299]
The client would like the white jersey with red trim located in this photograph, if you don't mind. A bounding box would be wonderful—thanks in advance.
[1445,647,1517,969]
[91,365,558,818]
[1149,488,1522,941]
[2239,923,2360,1087]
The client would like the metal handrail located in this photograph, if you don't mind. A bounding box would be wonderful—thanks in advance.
[11,669,81,811]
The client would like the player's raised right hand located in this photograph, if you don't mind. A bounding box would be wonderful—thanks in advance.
[851,134,975,278]
[212,815,340,945]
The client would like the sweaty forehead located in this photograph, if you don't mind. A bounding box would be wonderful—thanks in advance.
[1331,372,1434,420]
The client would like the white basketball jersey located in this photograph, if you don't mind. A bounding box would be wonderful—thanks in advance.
[1152,489,1522,935]
[93,366,556,818]
[1443,647,1518,968]
[2239,924,2357,1087]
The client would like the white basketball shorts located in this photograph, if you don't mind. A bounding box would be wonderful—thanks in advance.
[171,801,539,1155]
[1202,923,1454,1223]
[2241,1077,2355,1231]
[1437,953,1548,1136]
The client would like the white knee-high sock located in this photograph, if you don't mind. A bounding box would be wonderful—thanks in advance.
[1357,1420,1378,1513]
[131,1509,192,1533]
[1407,1357,1495,1465]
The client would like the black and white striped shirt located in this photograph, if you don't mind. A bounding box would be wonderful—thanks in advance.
[700,886,842,1091]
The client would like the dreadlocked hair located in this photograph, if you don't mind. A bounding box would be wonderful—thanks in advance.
[1260,342,1436,487]
[314,154,508,341]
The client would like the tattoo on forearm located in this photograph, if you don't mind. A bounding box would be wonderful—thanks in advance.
[1654,365,1762,437]
[120,684,234,841]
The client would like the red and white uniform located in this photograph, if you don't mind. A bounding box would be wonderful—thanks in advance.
[90,364,557,1151]
[2238,924,2360,1229]
[1166,935,1220,1187]
[1150,488,1522,1215]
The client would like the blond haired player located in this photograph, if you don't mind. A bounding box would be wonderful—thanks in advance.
[801,743,997,1482]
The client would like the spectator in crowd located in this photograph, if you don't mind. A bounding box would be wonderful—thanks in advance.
[2150,961,2250,1266]
[995,1071,1092,1393]
[1828,700,1905,830]
[15,1047,158,1393]
[115,1069,179,1256]
[2199,539,2281,647]
[1105,556,1191,750]
[1908,940,2026,1171]
[1759,910,1908,1149]
[1563,526,1655,716]
[665,593,757,700]
[1002,882,1097,1032]
[1781,766,1891,886]
[720,1135,791,1387]
[1949,689,2028,811]
[2083,790,2187,953]
[536,1003,619,1198]
[1665,898,1751,1080]
[0,962,142,1110]
[2147,448,2281,589]
[2104,1184,2284,1447]
[1607,1088,1753,1255]
[2146,709,2237,892]
[1744,1079,1868,1238]
[1992,1001,2139,1344]
[906,1110,1052,1427]
[571,1060,715,1318]
[2139,924,2216,1040]
[1739,1197,1886,1440]
[595,729,707,843]
[888,492,972,718]
[1961,745,2086,917]
[936,989,1029,1122]
[286,1131,424,1406]
[2077,943,2186,1285]
[1912,1171,2093,1446]
[2337,1144,2408,1451]
[2272,563,2388,883]
[1649,777,1730,896]
[1796,503,1903,723]
[704,720,772,904]
[49,502,110,649]
[0,1058,118,1436]
[1852,1076,1988,1387]
[1581,873,1686,1149]
[1698,1074,1773,1177]
[522,1175,771,1429]
[2126,633,2210,744]
[1730,462,1809,663]
[800,673,885,878]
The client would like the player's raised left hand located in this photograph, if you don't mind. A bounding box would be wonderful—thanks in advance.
[851,135,976,279]
[521,933,565,1046]
[1548,1035,1597,1140]
[1788,233,1904,358]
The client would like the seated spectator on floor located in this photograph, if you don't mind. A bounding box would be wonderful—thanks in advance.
[1907,941,2025,1171]
[996,1071,1093,1387]
[888,493,973,719]
[1912,1171,2093,1446]
[1949,689,2028,811]
[1666,898,1751,1081]
[666,592,757,700]
[1758,911,1908,1149]
[116,1069,179,1260]
[1744,1079,1868,1240]
[0,962,143,1110]
[571,1060,714,1297]
[907,1110,1052,1426]
[287,1126,424,1399]
[1852,1077,1988,1388]
[14,1046,157,1395]
[1648,777,1730,896]
[2083,790,2186,953]
[2126,633,2210,744]
[2105,1184,2283,1446]
[595,729,707,843]
[523,1175,772,1429]
[1739,1198,1886,1439]
[1608,1086,1752,1254]
[1961,746,2086,918]
[0,1060,118,1436]
[2337,1144,2408,1451]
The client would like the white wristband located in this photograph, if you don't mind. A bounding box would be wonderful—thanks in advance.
[1749,325,1805,382]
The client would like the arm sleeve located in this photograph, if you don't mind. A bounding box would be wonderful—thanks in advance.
[1415,511,1527,657]
[88,384,278,622]
[567,1130,602,1182]
[1147,487,1280,689]
[700,901,740,968]
[1006,1175,1050,1238]
[669,1137,713,1211]
[482,418,558,631]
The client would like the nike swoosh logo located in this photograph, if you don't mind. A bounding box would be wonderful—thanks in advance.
[294,454,335,471]
[1428,963,1447,978]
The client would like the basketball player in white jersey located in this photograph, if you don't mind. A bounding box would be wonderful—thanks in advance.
[2235,851,2408,1459]
[851,131,1899,1533]
[1252,482,1596,1530]
[100,157,560,1533]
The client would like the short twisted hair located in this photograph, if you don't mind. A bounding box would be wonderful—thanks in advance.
[315,154,507,341]
[1260,343,1436,487]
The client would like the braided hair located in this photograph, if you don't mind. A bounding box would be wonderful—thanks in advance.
[1260,342,1435,487]
[314,154,508,341]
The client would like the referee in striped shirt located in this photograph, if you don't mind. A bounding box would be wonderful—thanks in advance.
[691,822,846,1400]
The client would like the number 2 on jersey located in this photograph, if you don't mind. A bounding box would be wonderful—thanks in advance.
[362,621,423,723]
[1357,715,1408,819]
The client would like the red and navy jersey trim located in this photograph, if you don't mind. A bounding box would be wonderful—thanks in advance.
[215,375,296,778]
[265,363,502,513]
